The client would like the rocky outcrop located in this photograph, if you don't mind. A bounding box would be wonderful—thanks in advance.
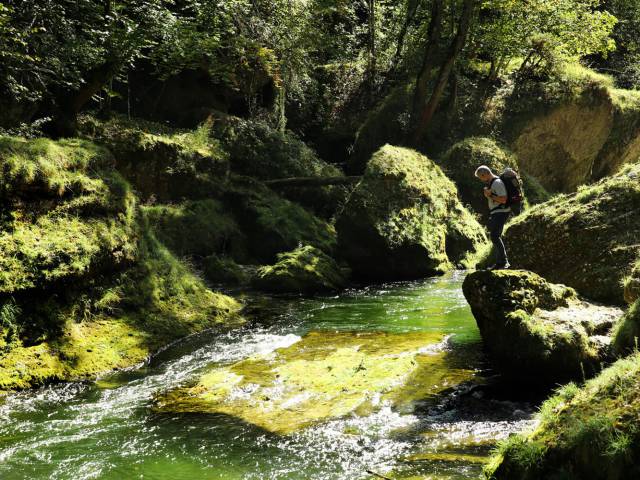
[486,352,640,480]
[496,163,640,305]
[153,330,473,434]
[490,67,640,194]
[252,245,346,294]
[463,270,623,383]
[0,135,242,390]
[336,145,487,280]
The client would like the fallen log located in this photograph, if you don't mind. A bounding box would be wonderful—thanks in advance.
[264,176,361,188]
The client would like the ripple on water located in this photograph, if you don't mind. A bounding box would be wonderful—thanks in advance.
[0,274,533,480]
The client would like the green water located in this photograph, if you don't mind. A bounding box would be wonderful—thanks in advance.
[0,272,533,479]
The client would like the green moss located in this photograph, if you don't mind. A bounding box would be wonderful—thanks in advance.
[79,114,229,202]
[337,145,487,280]
[202,255,248,285]
[612,300,640,356]
[463,270,618,383]
[144,200,244,259]
[500,163,640,305]
[0,135,243,390]
[154,331,474,434]
[223,176,337,263]
[252,245,346,293]
[486,353,640,480]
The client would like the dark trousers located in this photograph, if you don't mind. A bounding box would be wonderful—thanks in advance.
[488,212,510,266]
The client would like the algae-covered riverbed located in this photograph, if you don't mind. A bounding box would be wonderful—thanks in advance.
[0,272,534,479]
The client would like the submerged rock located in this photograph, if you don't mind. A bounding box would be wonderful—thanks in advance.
[154,331,473,434]
[336,145,487,280]
[496,164,640,305]
[252,245,346,293]
[486,352,640,480]
[462,270,623,383]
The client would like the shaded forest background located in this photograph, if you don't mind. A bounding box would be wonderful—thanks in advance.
[1,0,638,167]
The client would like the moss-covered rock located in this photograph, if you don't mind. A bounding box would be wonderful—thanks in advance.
[202,255,249,285]
[79,114,229,202]
[624,258,640,305]
[336,145,487,280]
[486,353,640,480]
[0,135,242,390]
[153,330,474,434]
[463,270,622,383]
[223,176,337,263]
[252,245,346,293]
[144,199,244,259]
[612,299,640,356]
[438,138,517,216]
[495,164,640,305]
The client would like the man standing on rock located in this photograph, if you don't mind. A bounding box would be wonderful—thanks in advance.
[475,165,510,270]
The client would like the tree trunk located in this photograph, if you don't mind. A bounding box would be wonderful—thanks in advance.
[390,0,420,72]
[412,0,475,145]
[49,61,119,137]
[367,0,377,96]
[265,176,361,188]
[411,0,445,125]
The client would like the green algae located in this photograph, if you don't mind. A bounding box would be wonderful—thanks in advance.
[154,330,474,434]
[252,245,346,293]
[486,353,640,480]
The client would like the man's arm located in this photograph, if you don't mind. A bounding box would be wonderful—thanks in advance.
[484,184,508,204]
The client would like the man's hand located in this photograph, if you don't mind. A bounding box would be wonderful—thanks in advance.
[483,188,492,198]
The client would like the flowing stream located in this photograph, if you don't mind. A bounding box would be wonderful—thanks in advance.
[0,272,535,480]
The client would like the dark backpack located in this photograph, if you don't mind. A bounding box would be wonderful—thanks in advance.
[490,168,524,210]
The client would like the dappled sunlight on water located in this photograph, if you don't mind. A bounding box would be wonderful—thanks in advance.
[0,273,535,479]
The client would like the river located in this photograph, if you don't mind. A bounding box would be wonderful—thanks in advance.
[0,272,535,480]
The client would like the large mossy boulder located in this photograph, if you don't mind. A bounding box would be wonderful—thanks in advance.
[486,352,640,480]
[336,145,487,280]
[252,245,346,294]
[0,136,242,390]
[438,137,550,218]
[497,164,640,305]
[79,115,229,202]
[439,137,518,218]
[463,270,622,383]
[216,117,346,217]
[153,330,474,434]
